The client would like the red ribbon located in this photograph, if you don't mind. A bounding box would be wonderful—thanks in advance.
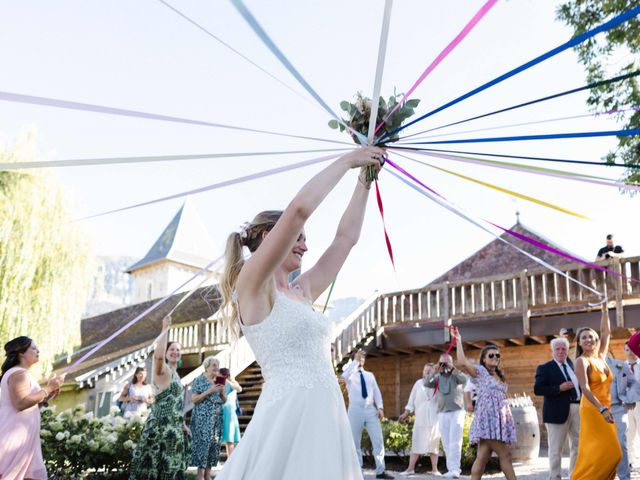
[374,180,395,270]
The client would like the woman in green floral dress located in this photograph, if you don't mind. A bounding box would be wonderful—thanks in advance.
[189,356,226,480]
[130,316,190,479]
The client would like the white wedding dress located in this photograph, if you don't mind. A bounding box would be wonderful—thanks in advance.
[216,290,363,480]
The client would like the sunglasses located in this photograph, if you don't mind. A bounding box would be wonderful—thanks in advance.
[487,353,501,359]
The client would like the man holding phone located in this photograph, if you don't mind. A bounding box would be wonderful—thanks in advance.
[425,353,467,479]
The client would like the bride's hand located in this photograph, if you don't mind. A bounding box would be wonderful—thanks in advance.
[342,147,385,170]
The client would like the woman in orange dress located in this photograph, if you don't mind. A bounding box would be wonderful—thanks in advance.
[572,304,622,479]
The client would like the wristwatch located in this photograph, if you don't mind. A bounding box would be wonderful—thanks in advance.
[599,405,608,414]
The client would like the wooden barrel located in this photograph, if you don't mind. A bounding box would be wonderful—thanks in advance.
[509,398,540,463]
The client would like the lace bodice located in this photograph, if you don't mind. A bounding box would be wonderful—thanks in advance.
[240,291,338,405]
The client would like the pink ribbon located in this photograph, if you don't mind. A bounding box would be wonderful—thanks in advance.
[374,0,498,136]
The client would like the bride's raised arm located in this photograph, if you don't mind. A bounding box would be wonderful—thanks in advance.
[237,148,383,301]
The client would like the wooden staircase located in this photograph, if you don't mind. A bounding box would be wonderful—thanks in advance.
[235,362,263,433]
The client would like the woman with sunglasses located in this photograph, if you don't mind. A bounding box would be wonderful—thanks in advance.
[453,328,516,480]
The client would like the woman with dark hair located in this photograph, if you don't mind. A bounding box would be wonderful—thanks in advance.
[0,336,64,480]
[219,367,242,457]
[130,316,190,479]
[454,330,516,479]
[215,148,384,480]
[118,366,153,416]
[571,305,622,479]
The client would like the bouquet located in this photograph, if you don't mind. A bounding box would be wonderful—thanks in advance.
[328,91,420,181]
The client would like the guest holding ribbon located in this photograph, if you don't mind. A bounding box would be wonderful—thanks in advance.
[398,362,441,477]
[606,348,640,480]
[219,367,242,458]
[118,365,153,417]
[189,356,226,480]
[130,315,190,480]
[0,336,64,480]
[572,305,622,479]
[453,331,516,480]
[342,350,393,479]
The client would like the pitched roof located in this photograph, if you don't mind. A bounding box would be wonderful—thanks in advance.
[54,285,222,380]
[126,200,217,272]
[426,221,586,285]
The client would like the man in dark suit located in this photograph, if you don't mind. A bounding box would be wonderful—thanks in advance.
[534,337,581,480]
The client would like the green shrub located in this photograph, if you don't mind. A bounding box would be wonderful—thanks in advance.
[361,418,412,457]
[41,405,145,479]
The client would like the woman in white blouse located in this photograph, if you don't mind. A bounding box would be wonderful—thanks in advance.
[398,363,441,476]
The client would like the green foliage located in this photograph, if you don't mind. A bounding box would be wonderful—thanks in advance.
[557,0,640,187]
[41,405,145,479]
[361,418,413,457]
[328,91,421,146]
[0,133,92,377]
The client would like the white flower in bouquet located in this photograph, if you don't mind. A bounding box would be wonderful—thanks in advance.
[69,434,82,444]
[110,405,120,414]
[105,433,118,444]
[87,440,99,451]
[55,432,66,441]
[49,421,63,432]
[123,439,136,450]
[82,412,94,421]
[40,429,52,438]
[114,415,127,427]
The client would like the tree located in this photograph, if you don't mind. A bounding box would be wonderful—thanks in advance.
[557,0,640,186]
[0,132,92,378]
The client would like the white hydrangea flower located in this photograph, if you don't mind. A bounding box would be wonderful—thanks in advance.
[123,439,135,450]
[55,432,65,441]
[69,434,82,444]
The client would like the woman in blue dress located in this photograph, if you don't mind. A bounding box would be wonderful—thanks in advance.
[219,367,242,457]
[189,356,226,480]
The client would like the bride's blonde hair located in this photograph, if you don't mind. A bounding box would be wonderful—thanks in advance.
[220,210,283,339]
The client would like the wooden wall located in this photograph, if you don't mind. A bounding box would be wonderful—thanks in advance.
[365,339,628,444]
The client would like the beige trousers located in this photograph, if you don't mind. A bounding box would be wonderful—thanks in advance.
[545,403,580,480]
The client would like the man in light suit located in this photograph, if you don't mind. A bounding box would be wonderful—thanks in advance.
[342,350,393,479]
[607,353,640,480]
[534,337,581,480]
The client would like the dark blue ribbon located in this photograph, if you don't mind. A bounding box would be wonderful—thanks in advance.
[396,70,640,141]
[387,146,640,169]
[399,128,640,145]
[381,5,640,141]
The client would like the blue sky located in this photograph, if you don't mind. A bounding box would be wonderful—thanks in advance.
[1,0,638,301]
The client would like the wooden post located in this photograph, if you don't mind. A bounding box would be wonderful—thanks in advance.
[614,257,625,328]
[520,270,531,336]
[198,320,205,363]
[442,282,451,344]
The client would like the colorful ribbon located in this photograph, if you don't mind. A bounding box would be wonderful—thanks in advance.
[374,180,396,271]
[406,158,589,219]
[230,0,367,144]
[401,107,640,143]
[399,128,640,145]
[375,0,498,136]
[399,148,640,192]
[0,148,350,170]
[397,70,640,141]
[389,146,640,170]
[383,5,640,139]
[367,0,394,144]
[0,91,350,146]
[79,153,340,220]
[385,157,606,301]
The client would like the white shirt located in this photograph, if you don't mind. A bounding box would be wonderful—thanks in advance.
[554,359,581,400]
[342,359,384,410]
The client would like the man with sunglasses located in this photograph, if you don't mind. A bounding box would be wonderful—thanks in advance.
[534,337,581,480]
[425,353,467,479]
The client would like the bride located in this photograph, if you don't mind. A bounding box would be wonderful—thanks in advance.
[216,147,385,480]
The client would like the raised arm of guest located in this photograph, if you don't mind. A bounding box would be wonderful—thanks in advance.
[599,304,611,359]
[453,328,477,378]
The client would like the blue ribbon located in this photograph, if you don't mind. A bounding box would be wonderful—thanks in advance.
[388,146,640,169]
[382,5,640,140]
[397,70,640,141]
[230,0,367,144]
[400,128,640,145]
